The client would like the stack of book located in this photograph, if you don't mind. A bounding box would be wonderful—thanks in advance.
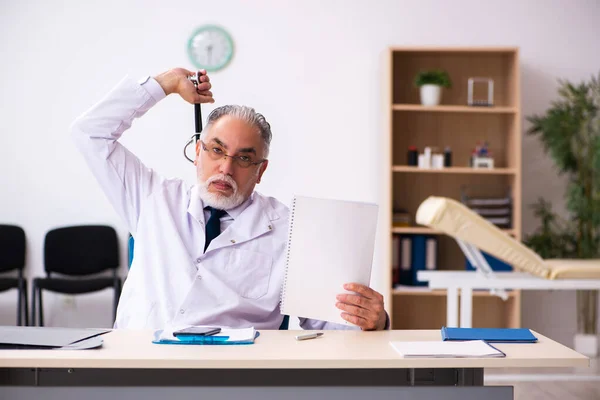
[460,187,513,229]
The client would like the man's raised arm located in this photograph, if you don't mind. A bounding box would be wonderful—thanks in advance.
[70,68,213,235]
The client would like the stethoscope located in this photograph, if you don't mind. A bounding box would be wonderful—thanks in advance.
[183,73,204,163]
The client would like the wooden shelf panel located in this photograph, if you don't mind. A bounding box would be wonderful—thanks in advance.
[392,104,517,114]
[391,174,514,219]
[389,47,518,53]
[392,166,517,175]
[391,112,515,169]
[391,50,518,107]
[391,226,516,236]
[391,226,441,234]
[393,286,518,297]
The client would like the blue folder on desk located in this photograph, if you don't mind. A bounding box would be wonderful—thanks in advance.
[152,327,259,345]
[441,327,538,343]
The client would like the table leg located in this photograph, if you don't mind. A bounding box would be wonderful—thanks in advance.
[447,286,458,327]
[460,287,473,328]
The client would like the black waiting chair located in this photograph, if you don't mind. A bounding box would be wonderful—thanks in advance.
[32,225,122,326]
[0,225,28,326]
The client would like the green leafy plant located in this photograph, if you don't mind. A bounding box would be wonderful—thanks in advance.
[524,72,600,335]
[414,69,452,88]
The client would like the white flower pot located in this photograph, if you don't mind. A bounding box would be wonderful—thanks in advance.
[420,84,442,106]
[574,333,599,357]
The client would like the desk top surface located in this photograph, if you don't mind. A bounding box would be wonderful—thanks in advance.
[0,329,588,370]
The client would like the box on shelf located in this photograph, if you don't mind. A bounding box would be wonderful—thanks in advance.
[392,209,411,227]
[460,186,513,229]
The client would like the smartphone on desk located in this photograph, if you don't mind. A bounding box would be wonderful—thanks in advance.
[173,326,221,337]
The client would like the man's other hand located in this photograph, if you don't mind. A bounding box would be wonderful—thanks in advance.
[336,283,387,330]
[154,68,214,104]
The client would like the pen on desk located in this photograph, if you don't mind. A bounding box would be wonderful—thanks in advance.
[295,332,324,341]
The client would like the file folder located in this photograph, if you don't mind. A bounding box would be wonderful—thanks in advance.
[153,326,259,345]
[0,326,109,349]
[441,326,538,343]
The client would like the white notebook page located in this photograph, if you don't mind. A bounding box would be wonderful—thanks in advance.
[390,340,505,358]
[280,195,378,326]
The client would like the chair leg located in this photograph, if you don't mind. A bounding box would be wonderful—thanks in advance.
[16,280,23,326]
[31,281,37,327]
[23,283,29,326]
[38,287,44,327]
[113,279,122,323]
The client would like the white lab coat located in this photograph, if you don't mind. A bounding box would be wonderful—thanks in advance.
[70,75,355,331]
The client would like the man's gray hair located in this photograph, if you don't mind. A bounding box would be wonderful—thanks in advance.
[205,105,272,158]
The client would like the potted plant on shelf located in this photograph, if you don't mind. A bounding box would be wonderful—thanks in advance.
[524,72,600,357]
[414,69,452,106]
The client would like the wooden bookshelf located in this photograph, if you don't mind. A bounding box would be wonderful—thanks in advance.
[384,47,522,329]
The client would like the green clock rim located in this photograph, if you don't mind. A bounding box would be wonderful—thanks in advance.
[187,25,234,72]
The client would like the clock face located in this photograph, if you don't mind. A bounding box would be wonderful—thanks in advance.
[187,25,234,72]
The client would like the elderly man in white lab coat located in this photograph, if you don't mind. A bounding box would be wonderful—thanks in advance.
[71,68,388,331]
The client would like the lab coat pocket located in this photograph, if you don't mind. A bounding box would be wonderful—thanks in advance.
[226,249,273,299]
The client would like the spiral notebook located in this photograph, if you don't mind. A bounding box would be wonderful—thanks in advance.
[280,195,379,326]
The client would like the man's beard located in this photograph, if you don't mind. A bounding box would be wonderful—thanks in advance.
[197,173,247,210]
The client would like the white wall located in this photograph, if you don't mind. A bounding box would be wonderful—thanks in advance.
[1,0,599,344]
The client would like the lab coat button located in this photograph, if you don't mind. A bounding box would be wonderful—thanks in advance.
[197,275,202,280]
[196,258,202,263]
[179,309,185,314]
[230,239,236,244]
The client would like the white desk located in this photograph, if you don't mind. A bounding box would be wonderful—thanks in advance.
[418,270,600,328]
[0,329,588,400]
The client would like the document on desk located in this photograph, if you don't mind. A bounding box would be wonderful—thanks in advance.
[390,340,506,358]
[280,195,378,326]
[0,326,109,349]
[153,326,258,345]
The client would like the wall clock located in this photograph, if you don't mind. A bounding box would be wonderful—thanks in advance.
[187,25,234,72]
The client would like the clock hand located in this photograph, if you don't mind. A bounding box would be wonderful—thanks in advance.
[207,44,213,65]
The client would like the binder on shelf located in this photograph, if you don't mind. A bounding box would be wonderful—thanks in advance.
[411,235,437,286]
[425,236,437,271]
[392,235,400,286]
[399,235,413,286]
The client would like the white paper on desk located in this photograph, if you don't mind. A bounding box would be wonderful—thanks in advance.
[390,340,505,358]
[159,325,256,342]
[280,195,378,326]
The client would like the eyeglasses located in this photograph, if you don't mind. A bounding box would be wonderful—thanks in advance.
[200,140,267,169]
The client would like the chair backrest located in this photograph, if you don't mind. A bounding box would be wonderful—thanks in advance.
[44,225,119,276]
[0,225,26,273]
